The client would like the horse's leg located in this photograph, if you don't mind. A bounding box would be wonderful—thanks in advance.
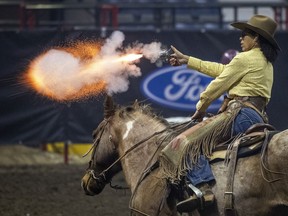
[131,171,204,216]
[131,169,177,216]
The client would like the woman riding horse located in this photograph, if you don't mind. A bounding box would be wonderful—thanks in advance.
[160,14,280,213]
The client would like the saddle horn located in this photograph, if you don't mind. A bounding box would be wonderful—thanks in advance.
[104,94,115,119]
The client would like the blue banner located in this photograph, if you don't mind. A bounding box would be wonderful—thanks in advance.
[141,65,223,112]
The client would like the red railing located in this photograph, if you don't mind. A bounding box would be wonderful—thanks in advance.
[0,1,287,31]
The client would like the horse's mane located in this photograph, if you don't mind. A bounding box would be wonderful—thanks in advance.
[117,101,171,127]
[115,101,197,150]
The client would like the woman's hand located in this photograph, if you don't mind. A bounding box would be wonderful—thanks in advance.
[191,110,206,122]
[169,45,189,66]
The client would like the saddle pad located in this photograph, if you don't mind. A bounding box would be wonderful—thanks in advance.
[210,141,262,163]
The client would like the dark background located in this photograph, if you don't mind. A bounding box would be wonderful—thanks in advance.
[0,30,287,145]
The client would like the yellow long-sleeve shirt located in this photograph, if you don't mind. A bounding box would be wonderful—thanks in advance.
[187,48,273,112]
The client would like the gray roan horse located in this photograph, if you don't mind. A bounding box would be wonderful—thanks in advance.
[81,96,288,216]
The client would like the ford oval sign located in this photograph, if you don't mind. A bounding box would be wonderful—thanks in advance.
[141,65,223,111]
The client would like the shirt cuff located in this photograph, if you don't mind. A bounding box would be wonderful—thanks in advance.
[187,56,201,70]
[196,101,208,112]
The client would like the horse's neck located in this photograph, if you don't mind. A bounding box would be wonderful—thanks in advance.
[119,116,168,191]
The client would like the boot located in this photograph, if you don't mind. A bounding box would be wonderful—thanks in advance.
[177,182,215,213]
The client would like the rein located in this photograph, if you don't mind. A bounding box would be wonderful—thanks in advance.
[95,120,193,185]
[97,127,169,183]
[82,120,109,158]
[83,120,118,186]
[260,130,288,183]
[85,118,193,216]
[126,121,194,216]
[83,118,170,189]
[128,131,171,216]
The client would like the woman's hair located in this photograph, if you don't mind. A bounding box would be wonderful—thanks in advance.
[245,29,279,63]
[258,36,278,63]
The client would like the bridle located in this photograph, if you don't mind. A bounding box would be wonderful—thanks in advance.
[84,117,171,189]
[84,117,194,215]
[86,119,170,181]
[84,120,113,186]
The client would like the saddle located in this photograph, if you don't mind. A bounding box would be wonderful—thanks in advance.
[180,123,278,215]
[209,123,277,163]
[220,123,277,216]
[143,123,278,215]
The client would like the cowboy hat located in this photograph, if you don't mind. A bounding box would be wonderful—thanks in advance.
[231,15,280,50]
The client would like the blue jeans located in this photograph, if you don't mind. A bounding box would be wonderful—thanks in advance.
[187,107,264,185]
[187,155,215,185]
[232,107,264,136]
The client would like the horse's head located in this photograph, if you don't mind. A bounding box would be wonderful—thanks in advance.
[81,94,177,196]
[81,95,122,196]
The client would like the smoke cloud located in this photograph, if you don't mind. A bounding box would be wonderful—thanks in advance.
[26,31,163,101]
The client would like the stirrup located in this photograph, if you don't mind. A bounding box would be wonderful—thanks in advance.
[177,184,204,213]
[177,183,215,213]
[187,184,205,210]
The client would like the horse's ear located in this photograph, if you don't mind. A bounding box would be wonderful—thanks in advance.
[133,99,140,109]
[104,94,115,119]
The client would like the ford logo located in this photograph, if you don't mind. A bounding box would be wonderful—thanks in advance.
[141,65,223,111]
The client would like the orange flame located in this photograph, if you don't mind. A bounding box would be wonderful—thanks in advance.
[25,62,107,101]
[24,41,143,101]
[24,41,107,101]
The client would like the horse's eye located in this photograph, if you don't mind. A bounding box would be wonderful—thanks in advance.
[109,135,113,142]
[109,135,116,150]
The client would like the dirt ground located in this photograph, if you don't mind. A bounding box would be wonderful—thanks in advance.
[0,145,131,216]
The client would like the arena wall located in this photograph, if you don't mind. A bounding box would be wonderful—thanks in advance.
[0,30,287,144]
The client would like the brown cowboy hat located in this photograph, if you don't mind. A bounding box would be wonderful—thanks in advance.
[231,15,280,50]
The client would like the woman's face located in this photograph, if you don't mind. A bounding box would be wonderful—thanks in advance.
[239,30,258,52]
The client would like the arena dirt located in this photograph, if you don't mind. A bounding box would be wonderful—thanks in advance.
[0,145,131,216]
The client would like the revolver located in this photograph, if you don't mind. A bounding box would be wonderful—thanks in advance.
[158,48,173,63]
